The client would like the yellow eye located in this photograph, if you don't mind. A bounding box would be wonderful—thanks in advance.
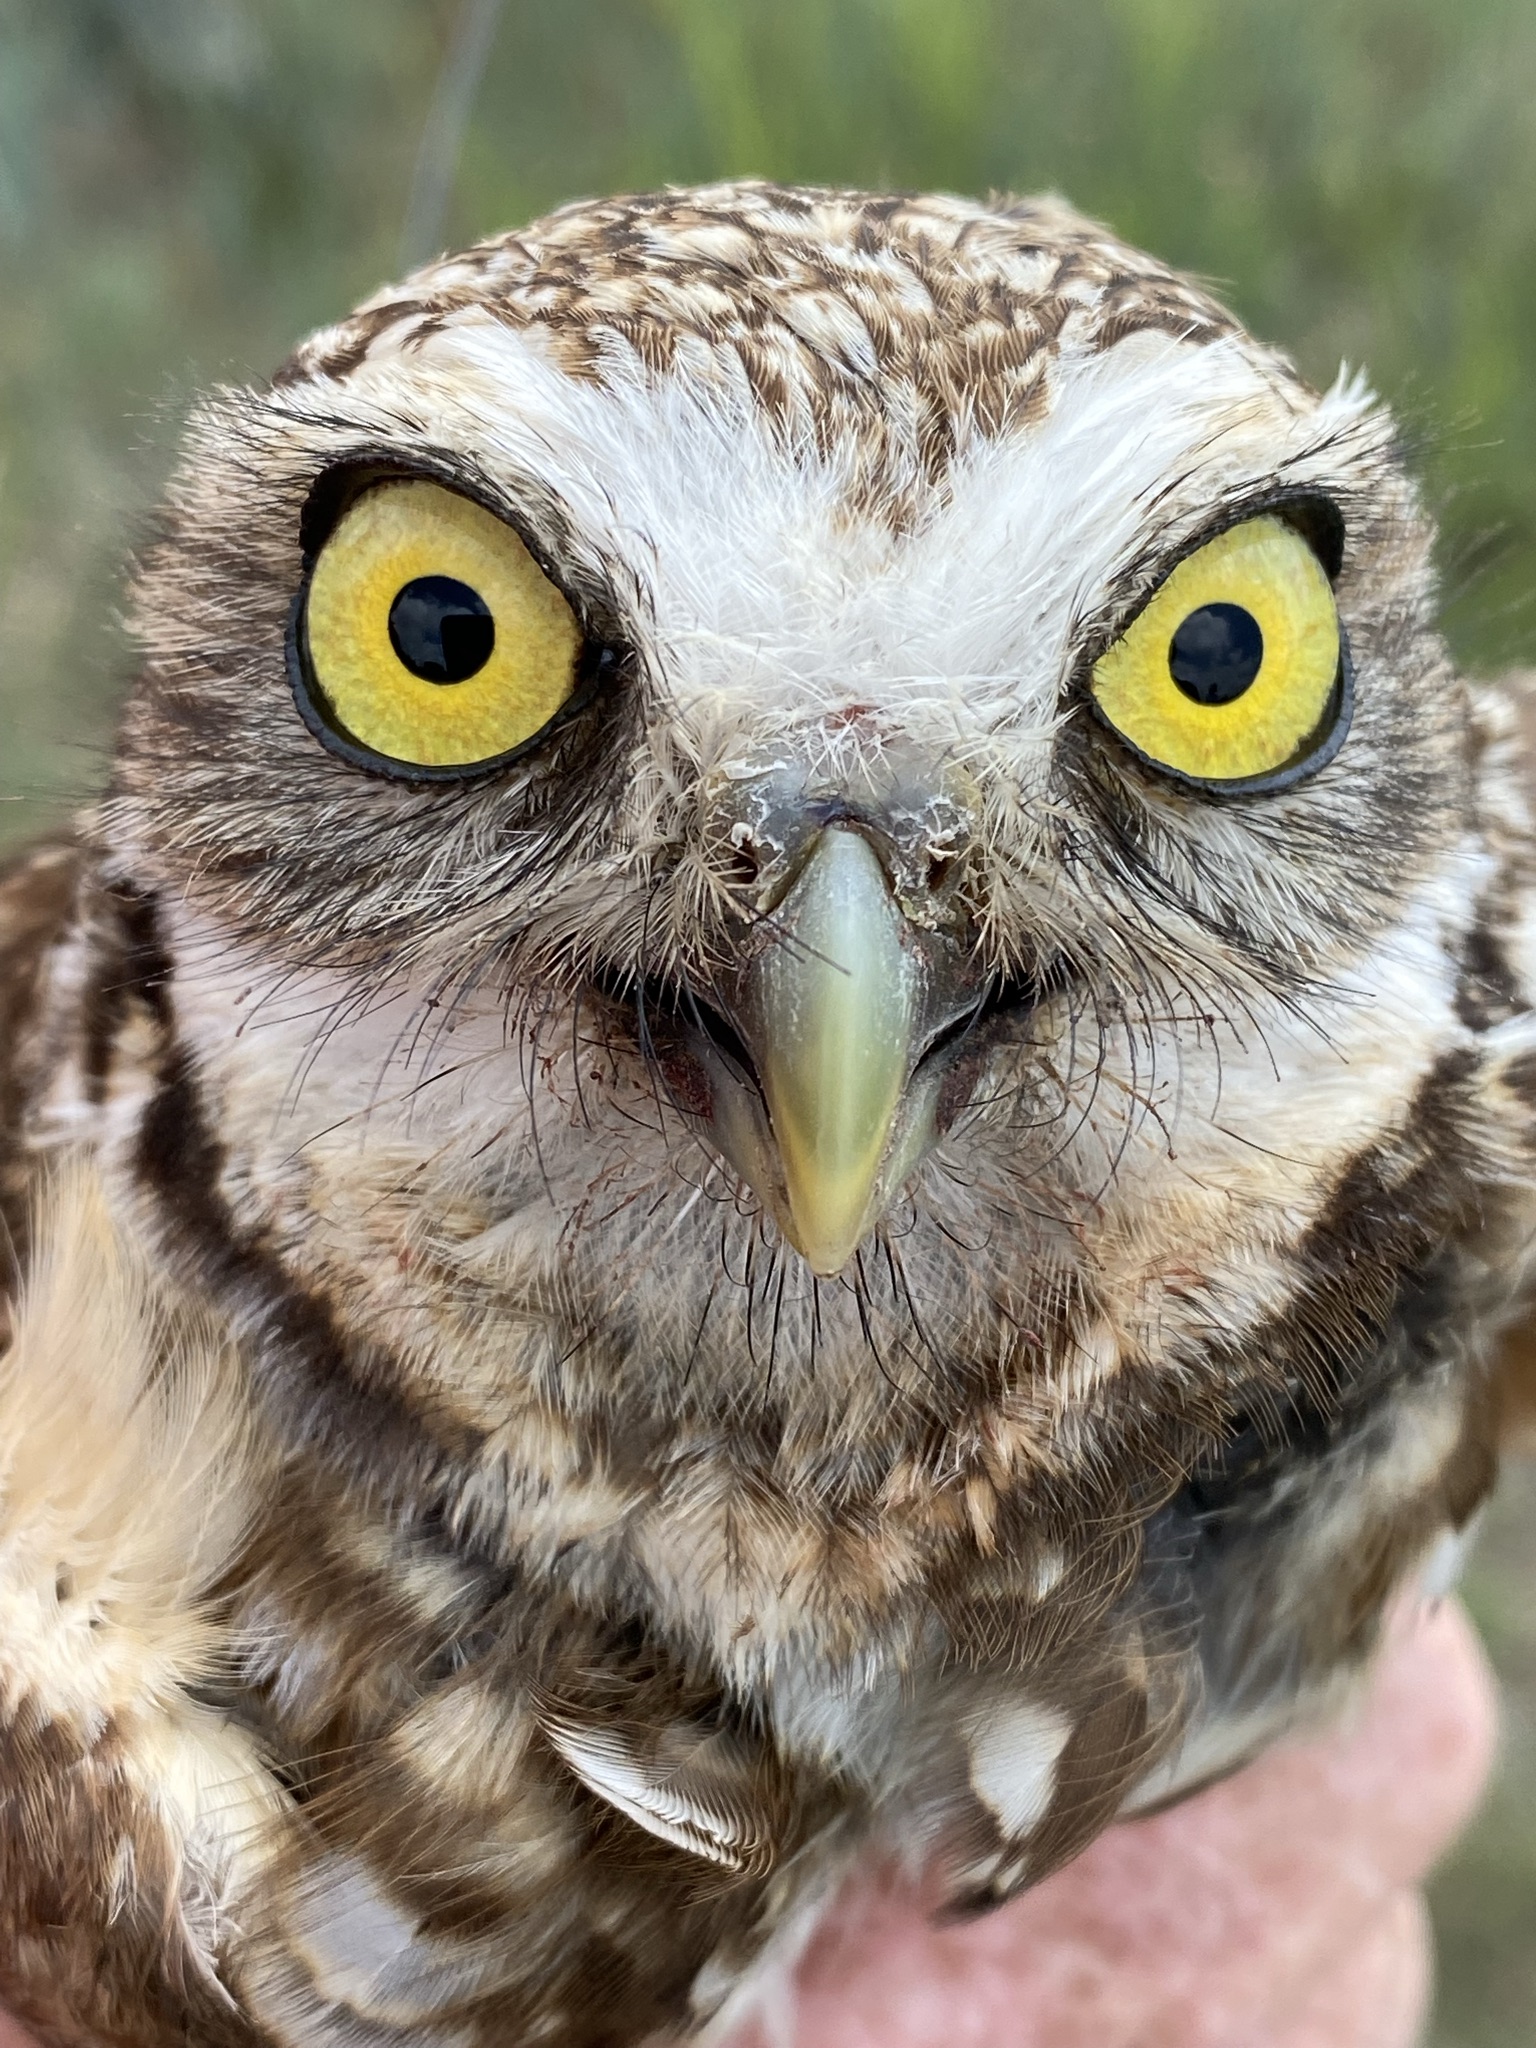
[296,478,583,774]
[1089,514,1344,789]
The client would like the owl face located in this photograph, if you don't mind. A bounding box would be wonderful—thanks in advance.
[109,184,1472,1449]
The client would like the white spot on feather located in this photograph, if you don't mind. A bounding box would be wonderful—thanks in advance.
[965,1699,1072,1840]
[1420,1515,1481,1601]
[539,1714,762,1873]
[290,1855,419,1997]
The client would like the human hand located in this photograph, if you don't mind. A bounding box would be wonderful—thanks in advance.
[726,1597,1497,2048]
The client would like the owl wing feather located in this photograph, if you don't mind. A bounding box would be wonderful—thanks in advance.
[0,1141,281,2046]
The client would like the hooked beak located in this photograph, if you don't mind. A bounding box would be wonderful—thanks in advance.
[746,828,923,1274]
[682,826,974,1277]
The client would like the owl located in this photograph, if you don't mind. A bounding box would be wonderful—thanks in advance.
[0,179,1532,2048]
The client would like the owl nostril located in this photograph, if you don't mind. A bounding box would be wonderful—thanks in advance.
[723,823,765,891]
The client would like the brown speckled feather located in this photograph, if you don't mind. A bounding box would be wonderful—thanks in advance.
[0,183,1532,2046]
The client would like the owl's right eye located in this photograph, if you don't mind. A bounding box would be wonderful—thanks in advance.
[293,477,582,776]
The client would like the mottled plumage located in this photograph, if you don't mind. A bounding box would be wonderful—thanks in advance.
[1,180,1533,2046]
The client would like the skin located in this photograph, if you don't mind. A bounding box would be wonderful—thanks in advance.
[0,1599,1487,2048]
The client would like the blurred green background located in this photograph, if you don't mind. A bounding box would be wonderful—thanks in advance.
[0,0,1531,2038]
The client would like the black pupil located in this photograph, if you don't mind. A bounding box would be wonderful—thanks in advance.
[388,576,495,683]
[1167,602,1264,706]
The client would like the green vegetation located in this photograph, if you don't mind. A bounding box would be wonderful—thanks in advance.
[1,2,1532,2038]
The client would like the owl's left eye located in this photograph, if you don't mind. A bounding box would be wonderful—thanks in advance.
[1088,513,1345,792]
[292,477,583,776]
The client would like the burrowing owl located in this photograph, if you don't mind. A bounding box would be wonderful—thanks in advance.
[1,181,1531,2047]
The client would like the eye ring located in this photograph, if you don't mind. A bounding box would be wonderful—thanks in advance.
[1085,512,1352,797]
[1093,621,1355,800]
[285,584,613,785]
[283,471,625,784]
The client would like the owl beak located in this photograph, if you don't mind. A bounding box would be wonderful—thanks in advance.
[734,827,928,1277]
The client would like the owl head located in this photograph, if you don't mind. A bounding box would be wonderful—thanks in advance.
[105,182,1468,1454]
